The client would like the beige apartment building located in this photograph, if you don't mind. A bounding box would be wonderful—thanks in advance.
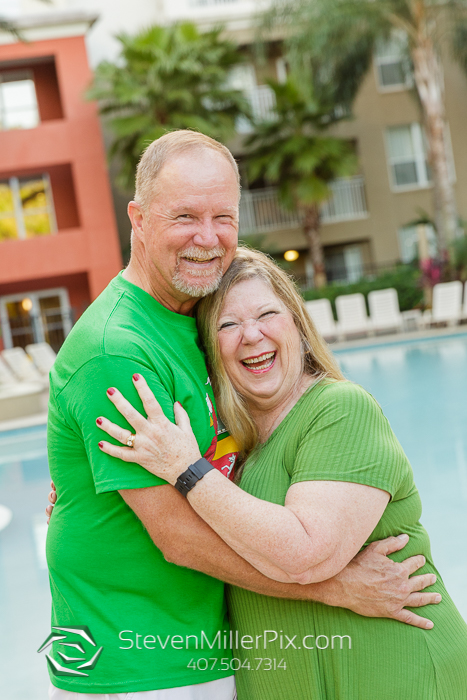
[163,0,467,286]
[6,0,466,286]
[227,33,467,285]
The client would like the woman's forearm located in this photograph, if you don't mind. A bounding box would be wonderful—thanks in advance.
[185,468,329,583]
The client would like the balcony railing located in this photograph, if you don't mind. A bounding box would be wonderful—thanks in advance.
[239,176,368,234]
[190,0,239,5]
[236,85,277,133]
[320,176,368,224]
[240,188,299,233]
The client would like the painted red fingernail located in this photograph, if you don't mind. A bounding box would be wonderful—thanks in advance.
[98,441,104,448]
[107,388,115,396]
[133,374,140,381]
[96,417,103,426]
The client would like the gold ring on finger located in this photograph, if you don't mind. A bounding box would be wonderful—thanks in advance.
[126,434,136,448]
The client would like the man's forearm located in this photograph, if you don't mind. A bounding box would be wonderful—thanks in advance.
[119,485,341,604]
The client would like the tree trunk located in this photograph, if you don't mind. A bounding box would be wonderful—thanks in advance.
[302,204,327,288]
[411,10,459,256]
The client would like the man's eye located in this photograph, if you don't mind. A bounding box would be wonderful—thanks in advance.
[178,214,192,220]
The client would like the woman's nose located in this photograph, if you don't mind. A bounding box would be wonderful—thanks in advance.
[241,319,264,344]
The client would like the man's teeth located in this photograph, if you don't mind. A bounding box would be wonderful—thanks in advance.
[184,257,214,262]
[243,352,275,367]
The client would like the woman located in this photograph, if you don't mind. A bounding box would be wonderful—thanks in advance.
[97,248,467,699]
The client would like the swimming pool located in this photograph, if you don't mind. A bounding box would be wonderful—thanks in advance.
[336,333,467,623]
[0,334,466,699]
[0,424,50,700]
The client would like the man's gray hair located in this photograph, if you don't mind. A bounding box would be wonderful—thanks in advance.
[134,130,240,210]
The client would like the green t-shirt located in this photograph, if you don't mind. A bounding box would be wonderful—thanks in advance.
[46,273,237,694]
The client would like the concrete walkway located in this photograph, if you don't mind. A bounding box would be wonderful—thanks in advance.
[329,323,467,352]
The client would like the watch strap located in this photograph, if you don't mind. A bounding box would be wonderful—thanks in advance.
[174,457,214,498]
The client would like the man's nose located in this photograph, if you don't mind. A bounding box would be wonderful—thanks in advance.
[192,219,219,249]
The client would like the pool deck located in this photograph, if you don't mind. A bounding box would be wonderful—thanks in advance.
[1,324,466,434]
[329,323,467,352]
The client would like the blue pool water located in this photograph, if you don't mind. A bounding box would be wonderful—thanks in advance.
[0,334,466,699]
[336,334,467,622]
[0,424,51,700]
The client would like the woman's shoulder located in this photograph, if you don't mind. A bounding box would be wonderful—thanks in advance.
[307,378,381,415]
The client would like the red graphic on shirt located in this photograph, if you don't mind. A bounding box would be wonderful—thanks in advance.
[203,394,238,480]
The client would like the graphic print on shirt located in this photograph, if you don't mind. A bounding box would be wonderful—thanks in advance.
[203,390,238,480]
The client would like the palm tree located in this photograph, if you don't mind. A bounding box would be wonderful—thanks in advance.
[245,78,358,288]
[264,0,467,258]
[88,22,250,191]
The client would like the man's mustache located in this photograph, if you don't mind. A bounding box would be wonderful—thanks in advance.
[177,246,226,262]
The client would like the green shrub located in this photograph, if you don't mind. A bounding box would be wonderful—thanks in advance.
[301,264,423,317]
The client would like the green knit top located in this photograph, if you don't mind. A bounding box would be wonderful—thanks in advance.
[226,380,467,700]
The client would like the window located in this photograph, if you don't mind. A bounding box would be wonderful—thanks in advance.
[276,57,288,84]
[398,224,437,263]
[386,123,431,189]
[0,289,72,352]
[375,33,413,91]
[325,245,364,283]
[0,70,39,130]
[0,175,56,241]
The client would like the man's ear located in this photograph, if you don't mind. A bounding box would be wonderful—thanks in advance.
[128,201,145,240]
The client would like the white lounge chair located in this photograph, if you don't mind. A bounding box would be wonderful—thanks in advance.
[423,281,463,327]
[335,293,373,338]
[368,288,403,334]
[1,347,46,385]
[26,342,57,377]
[0,356,17,386]
[0,504,12,532]
[305,299,339,340]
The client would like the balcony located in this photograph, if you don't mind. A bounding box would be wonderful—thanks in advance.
[190,0,240,5]
[237,85,277,133]
[165,0,266,21]
[320,176,368,224]
[239,176,368,234]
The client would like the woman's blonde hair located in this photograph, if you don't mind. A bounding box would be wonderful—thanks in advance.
[197,247,344,461]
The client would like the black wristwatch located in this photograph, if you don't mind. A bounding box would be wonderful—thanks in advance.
[174,458,214,498]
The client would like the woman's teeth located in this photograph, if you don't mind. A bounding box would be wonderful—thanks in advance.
[242,352,276,370]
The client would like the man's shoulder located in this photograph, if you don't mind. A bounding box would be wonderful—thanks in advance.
[51,279,145,387]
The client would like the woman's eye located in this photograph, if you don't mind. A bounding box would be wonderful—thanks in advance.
[218,322,237,331]
[259,311,277,320]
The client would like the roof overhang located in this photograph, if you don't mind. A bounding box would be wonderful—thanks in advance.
[0,11,99,45]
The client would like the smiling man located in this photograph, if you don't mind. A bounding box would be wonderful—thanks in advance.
[45,131,440,700]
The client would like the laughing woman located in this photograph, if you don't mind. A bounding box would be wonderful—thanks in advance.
[98,248,467,700]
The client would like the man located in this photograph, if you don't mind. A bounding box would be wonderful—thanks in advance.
[45,131,439,700]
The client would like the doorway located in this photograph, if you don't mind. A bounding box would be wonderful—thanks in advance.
[0,288,72,353]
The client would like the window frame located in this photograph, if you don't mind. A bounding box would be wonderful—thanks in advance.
[397,223,437,264]
[385,123,431,192]
[374,32,414,93]
[0,174,57,241]
[0,69,40,131]
[0,288,72,350]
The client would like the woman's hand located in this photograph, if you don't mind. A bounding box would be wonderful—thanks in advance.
[46,481,56,524]
[96,373,201,484]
